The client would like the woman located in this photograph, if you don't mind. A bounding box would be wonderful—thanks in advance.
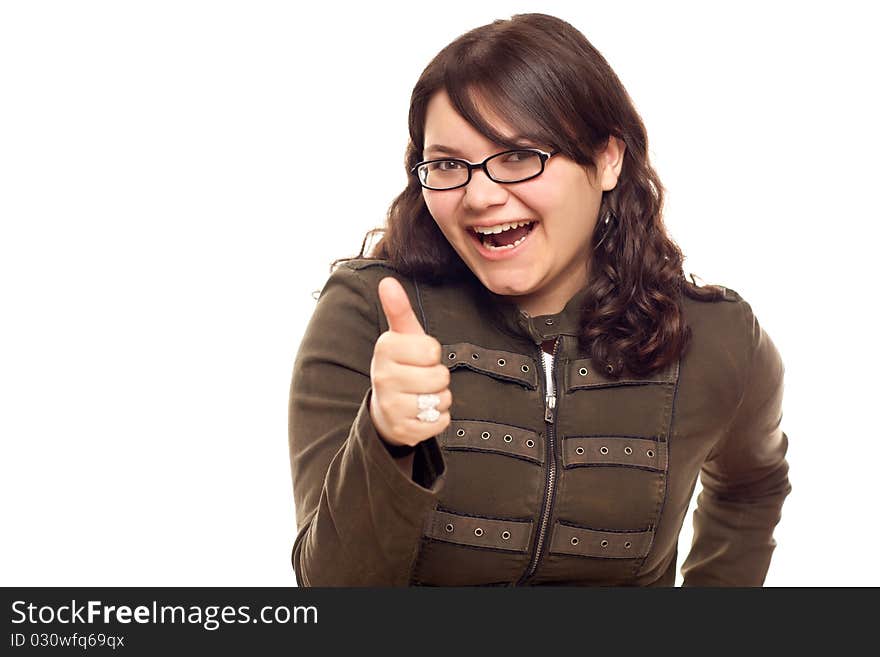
[288,13,791,586]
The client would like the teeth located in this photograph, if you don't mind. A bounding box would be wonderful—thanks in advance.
[472,220,533,235]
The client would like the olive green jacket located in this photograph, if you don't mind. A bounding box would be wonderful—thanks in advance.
[288,258,791,586]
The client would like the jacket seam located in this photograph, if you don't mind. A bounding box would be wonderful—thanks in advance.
[447,361,538,389]
[562,433,662,442]
[413,278,429,333]
[292,521,314,587]
[435,505,534,523]
[339,258,399,273]
[707,299,756,461]
[421,537,531,555]
[556,519,653,532]
[448,416,542,432]
[361,436,441,584]
[634,354,681,579]
[562,463,665,474]
[345,266,382,340]
[441,446,543,466]
[298,548,312,587]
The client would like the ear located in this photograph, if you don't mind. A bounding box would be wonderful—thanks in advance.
[598,136,626,191]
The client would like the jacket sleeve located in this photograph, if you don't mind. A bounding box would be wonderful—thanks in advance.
[681,300,792,586]
[288,264,446,586]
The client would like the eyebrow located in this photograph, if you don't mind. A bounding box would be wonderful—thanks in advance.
[423,144,466,156]
[424,138,536,157]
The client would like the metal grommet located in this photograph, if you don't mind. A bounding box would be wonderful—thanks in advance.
[600,446,609,455]
[497,358,506,366]
[521,364,530,372]
[471,352,479,360]
[501,531,511,540]
[600,540,609,548]
[445,523,454,533]
[647,449,655,458]
[624,446,633,455]
[606,364,614,374]
[474,528,483,537]
[481,431,491,440]
[578,367,588,376]
[624,541,632,549]
[526,439,535,448]
[570,537,579,546]
[448,352,456,360]
[544,319,554,326]
[456,428,465,437]
[575,447,585,455]
[503,434,512,443]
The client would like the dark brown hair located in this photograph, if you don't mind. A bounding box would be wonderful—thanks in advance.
[335,12,726,378]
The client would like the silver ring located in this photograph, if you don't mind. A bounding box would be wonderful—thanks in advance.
[417,393,440,410]
[417,408,440,422]
[416,393,440,423]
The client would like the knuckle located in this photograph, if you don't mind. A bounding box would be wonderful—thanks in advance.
[443,389,453,409]
[374,394,391,416]
[373,333,390,357]
[371,369,391,389]
[426,336,442,362]
[437,365,451,387]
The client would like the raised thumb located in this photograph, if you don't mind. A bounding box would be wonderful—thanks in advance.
[378,276,425,335]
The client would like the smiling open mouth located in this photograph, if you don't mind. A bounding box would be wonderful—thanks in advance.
[469,220,536,250]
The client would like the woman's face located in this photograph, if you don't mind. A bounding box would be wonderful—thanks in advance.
[421,89,624,316]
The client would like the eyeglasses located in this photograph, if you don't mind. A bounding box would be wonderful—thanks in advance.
[411,148,558,191]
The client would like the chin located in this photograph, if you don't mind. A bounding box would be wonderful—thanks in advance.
[477,270,537,298]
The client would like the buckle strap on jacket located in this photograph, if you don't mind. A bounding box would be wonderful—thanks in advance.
[438,419,544,464]
[424,509,533,553]
[442,342,538,389]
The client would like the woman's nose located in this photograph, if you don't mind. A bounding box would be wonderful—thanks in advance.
[462,168,509,211]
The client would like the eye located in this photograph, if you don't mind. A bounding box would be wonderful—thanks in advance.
[500,150,539,164]
[436,160,464,171]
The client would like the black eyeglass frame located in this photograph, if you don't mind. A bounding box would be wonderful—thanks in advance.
[410,147,558,191]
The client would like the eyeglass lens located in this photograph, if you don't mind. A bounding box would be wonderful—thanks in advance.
[417,150,543,189]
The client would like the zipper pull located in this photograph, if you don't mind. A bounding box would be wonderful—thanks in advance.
[545,394,556,423]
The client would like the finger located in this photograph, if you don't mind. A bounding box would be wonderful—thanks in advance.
[378,276,425,336]
[374,331,442,367]
[398,411,452,441]
[373,362,450,395]
[402,388,453,415]
[373,401,451,446]
[375,388,452,425]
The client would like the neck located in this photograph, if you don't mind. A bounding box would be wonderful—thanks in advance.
[515,262,590,317]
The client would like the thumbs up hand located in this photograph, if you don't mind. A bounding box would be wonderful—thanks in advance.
[369,277,452,449]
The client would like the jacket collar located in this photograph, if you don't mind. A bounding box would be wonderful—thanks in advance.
[466,272,590,345]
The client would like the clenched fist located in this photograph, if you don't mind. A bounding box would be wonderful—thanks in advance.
[369,277,453,448]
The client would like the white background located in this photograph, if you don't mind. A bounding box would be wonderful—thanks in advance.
[1,0,877,586]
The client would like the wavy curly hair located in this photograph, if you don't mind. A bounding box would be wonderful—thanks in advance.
[334,12,726,378]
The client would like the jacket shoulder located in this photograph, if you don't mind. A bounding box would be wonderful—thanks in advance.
[327,258,439,333]
[314,258,394,293]
[681,283,763,373]
[682,276,742,303]
[718,285,742,302]
[327,258,407,289]
[680,281,749,342]
[336,257,399,274]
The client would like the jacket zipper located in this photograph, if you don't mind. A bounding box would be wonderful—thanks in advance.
[516,336,560,585]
